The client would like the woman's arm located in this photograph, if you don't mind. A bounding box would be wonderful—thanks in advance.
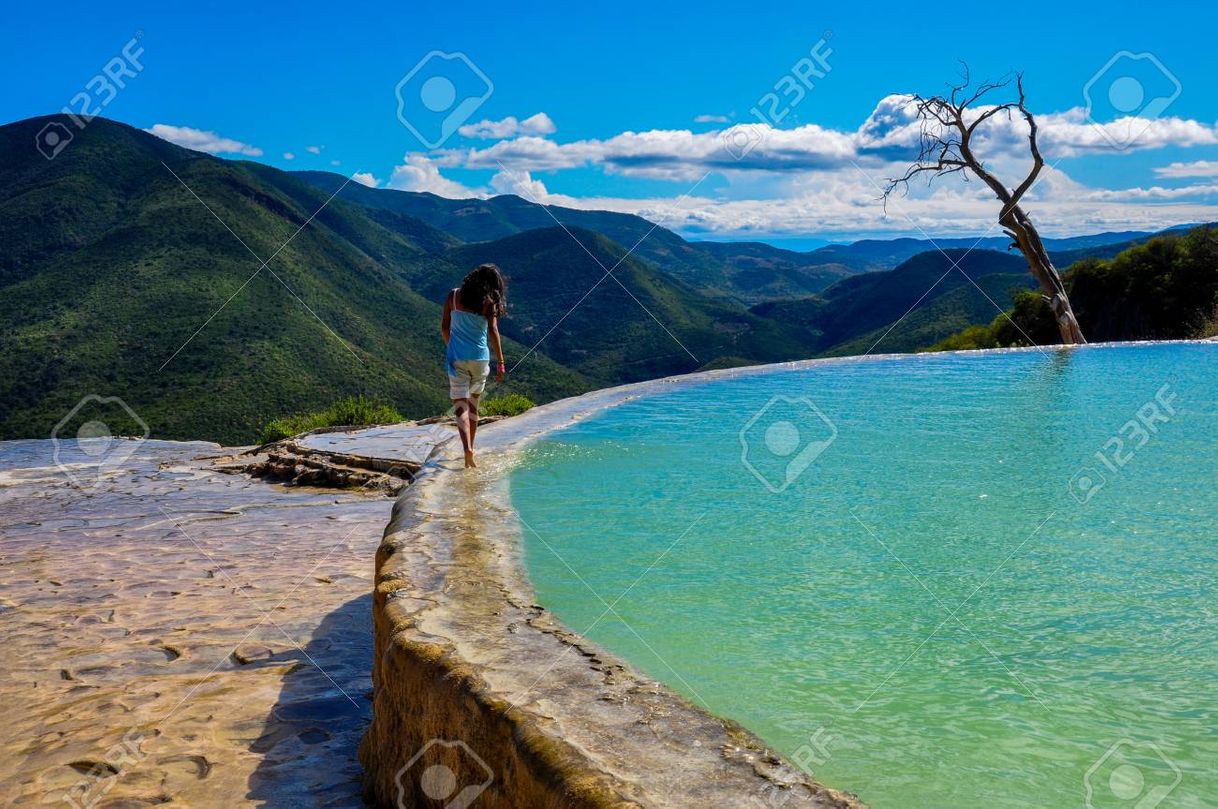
[488,314,505,382]
[440,290,453,344]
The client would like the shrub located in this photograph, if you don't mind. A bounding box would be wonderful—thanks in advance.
[259,395,403,444]
[479,393,535,418]
[924,324,1000,352]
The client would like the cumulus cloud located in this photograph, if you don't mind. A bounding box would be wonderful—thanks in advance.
[388,155,481,198]
[283,151,295,160]
[1078,183,1218,201]
[1037,111,1218,157]
[849,94,1218,161]
[381,93,1218,238]
[1155,160,1218,179]
[383,151,1218,238]
[440,124,858,181]
[458,112,557,139]
[351,172,381,188]
[306,145,322,154]
[433,96,1218,184]
[528,177,1218,240]
[489,167,550,201]
[695,114,730,124]
[145,124,263,156]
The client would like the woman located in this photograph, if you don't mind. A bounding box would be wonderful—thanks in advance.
[441,263,507,468]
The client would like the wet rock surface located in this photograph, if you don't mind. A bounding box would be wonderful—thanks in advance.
[0,439,388,807]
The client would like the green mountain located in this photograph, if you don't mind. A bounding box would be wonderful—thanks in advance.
[823,271,1035,355]
[693,240,857,301]
[0,116,820,444]
[294,171,753,300]
[803,231,1172,274]
[295,170,1158,307]
[440,227,824,384]
[750,249,1031,355]
[928,226,1218,350]
[0,115,585,444]
[296,171,878,305]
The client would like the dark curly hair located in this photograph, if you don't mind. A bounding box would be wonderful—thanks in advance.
[457,263,507,318]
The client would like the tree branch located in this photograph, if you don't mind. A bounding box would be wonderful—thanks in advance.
[1007,74,1044,210]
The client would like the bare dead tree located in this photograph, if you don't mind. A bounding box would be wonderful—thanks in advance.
[885,68,1086,344]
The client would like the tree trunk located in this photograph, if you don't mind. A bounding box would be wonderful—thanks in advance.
[1002,205,1086,344]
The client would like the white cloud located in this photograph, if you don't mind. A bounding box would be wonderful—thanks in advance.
[381,93,1218,239]
[351,172,381,188]
[145,124,263,156]
[854,95,1218,160]
[442,124,857,181]
[695,114,730,124]
[449,152,1218,240]
[283,151,295,160]
[1037,111,1218,157]
[434,97,1218,184]
[388,155,482,198]
[489,168,549,201]
[1079,182,1218,201]
[458,112,557,139]
[330,159,341,166]
[306,145,322,154]
[524,176,1218,240]
[1155,160,1218,179]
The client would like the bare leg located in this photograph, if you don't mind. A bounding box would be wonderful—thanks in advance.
[468,393,481,450]
[452,398,476,468]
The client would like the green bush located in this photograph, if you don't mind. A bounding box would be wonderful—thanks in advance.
[924,324,1001,352]
[259,395,403,444]
[479,393,535,417]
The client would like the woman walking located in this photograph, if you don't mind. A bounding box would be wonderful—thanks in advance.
[441,264,507,468]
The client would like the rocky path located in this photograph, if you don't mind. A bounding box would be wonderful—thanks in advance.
[0,433,439,807]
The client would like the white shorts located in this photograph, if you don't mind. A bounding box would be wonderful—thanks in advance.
[448,359,490,399]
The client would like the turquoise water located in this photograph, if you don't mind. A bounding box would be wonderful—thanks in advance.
[509,344,1218,808]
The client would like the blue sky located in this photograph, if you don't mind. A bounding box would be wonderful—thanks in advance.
[7,1,1218,242]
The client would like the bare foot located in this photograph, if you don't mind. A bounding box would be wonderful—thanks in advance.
[464,450,477,468]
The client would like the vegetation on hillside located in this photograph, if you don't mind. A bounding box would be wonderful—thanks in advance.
[442,227,825,384]
[259,396,403,444]
[926,226,1218,351]
[0,116,585,444]
[479,394,535,417]
[751,250,1033,356]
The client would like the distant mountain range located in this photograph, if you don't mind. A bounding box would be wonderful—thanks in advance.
[296,169,1176,305]
[0,115,1193,443]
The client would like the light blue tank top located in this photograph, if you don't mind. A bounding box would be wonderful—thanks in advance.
[446,296,490,373]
